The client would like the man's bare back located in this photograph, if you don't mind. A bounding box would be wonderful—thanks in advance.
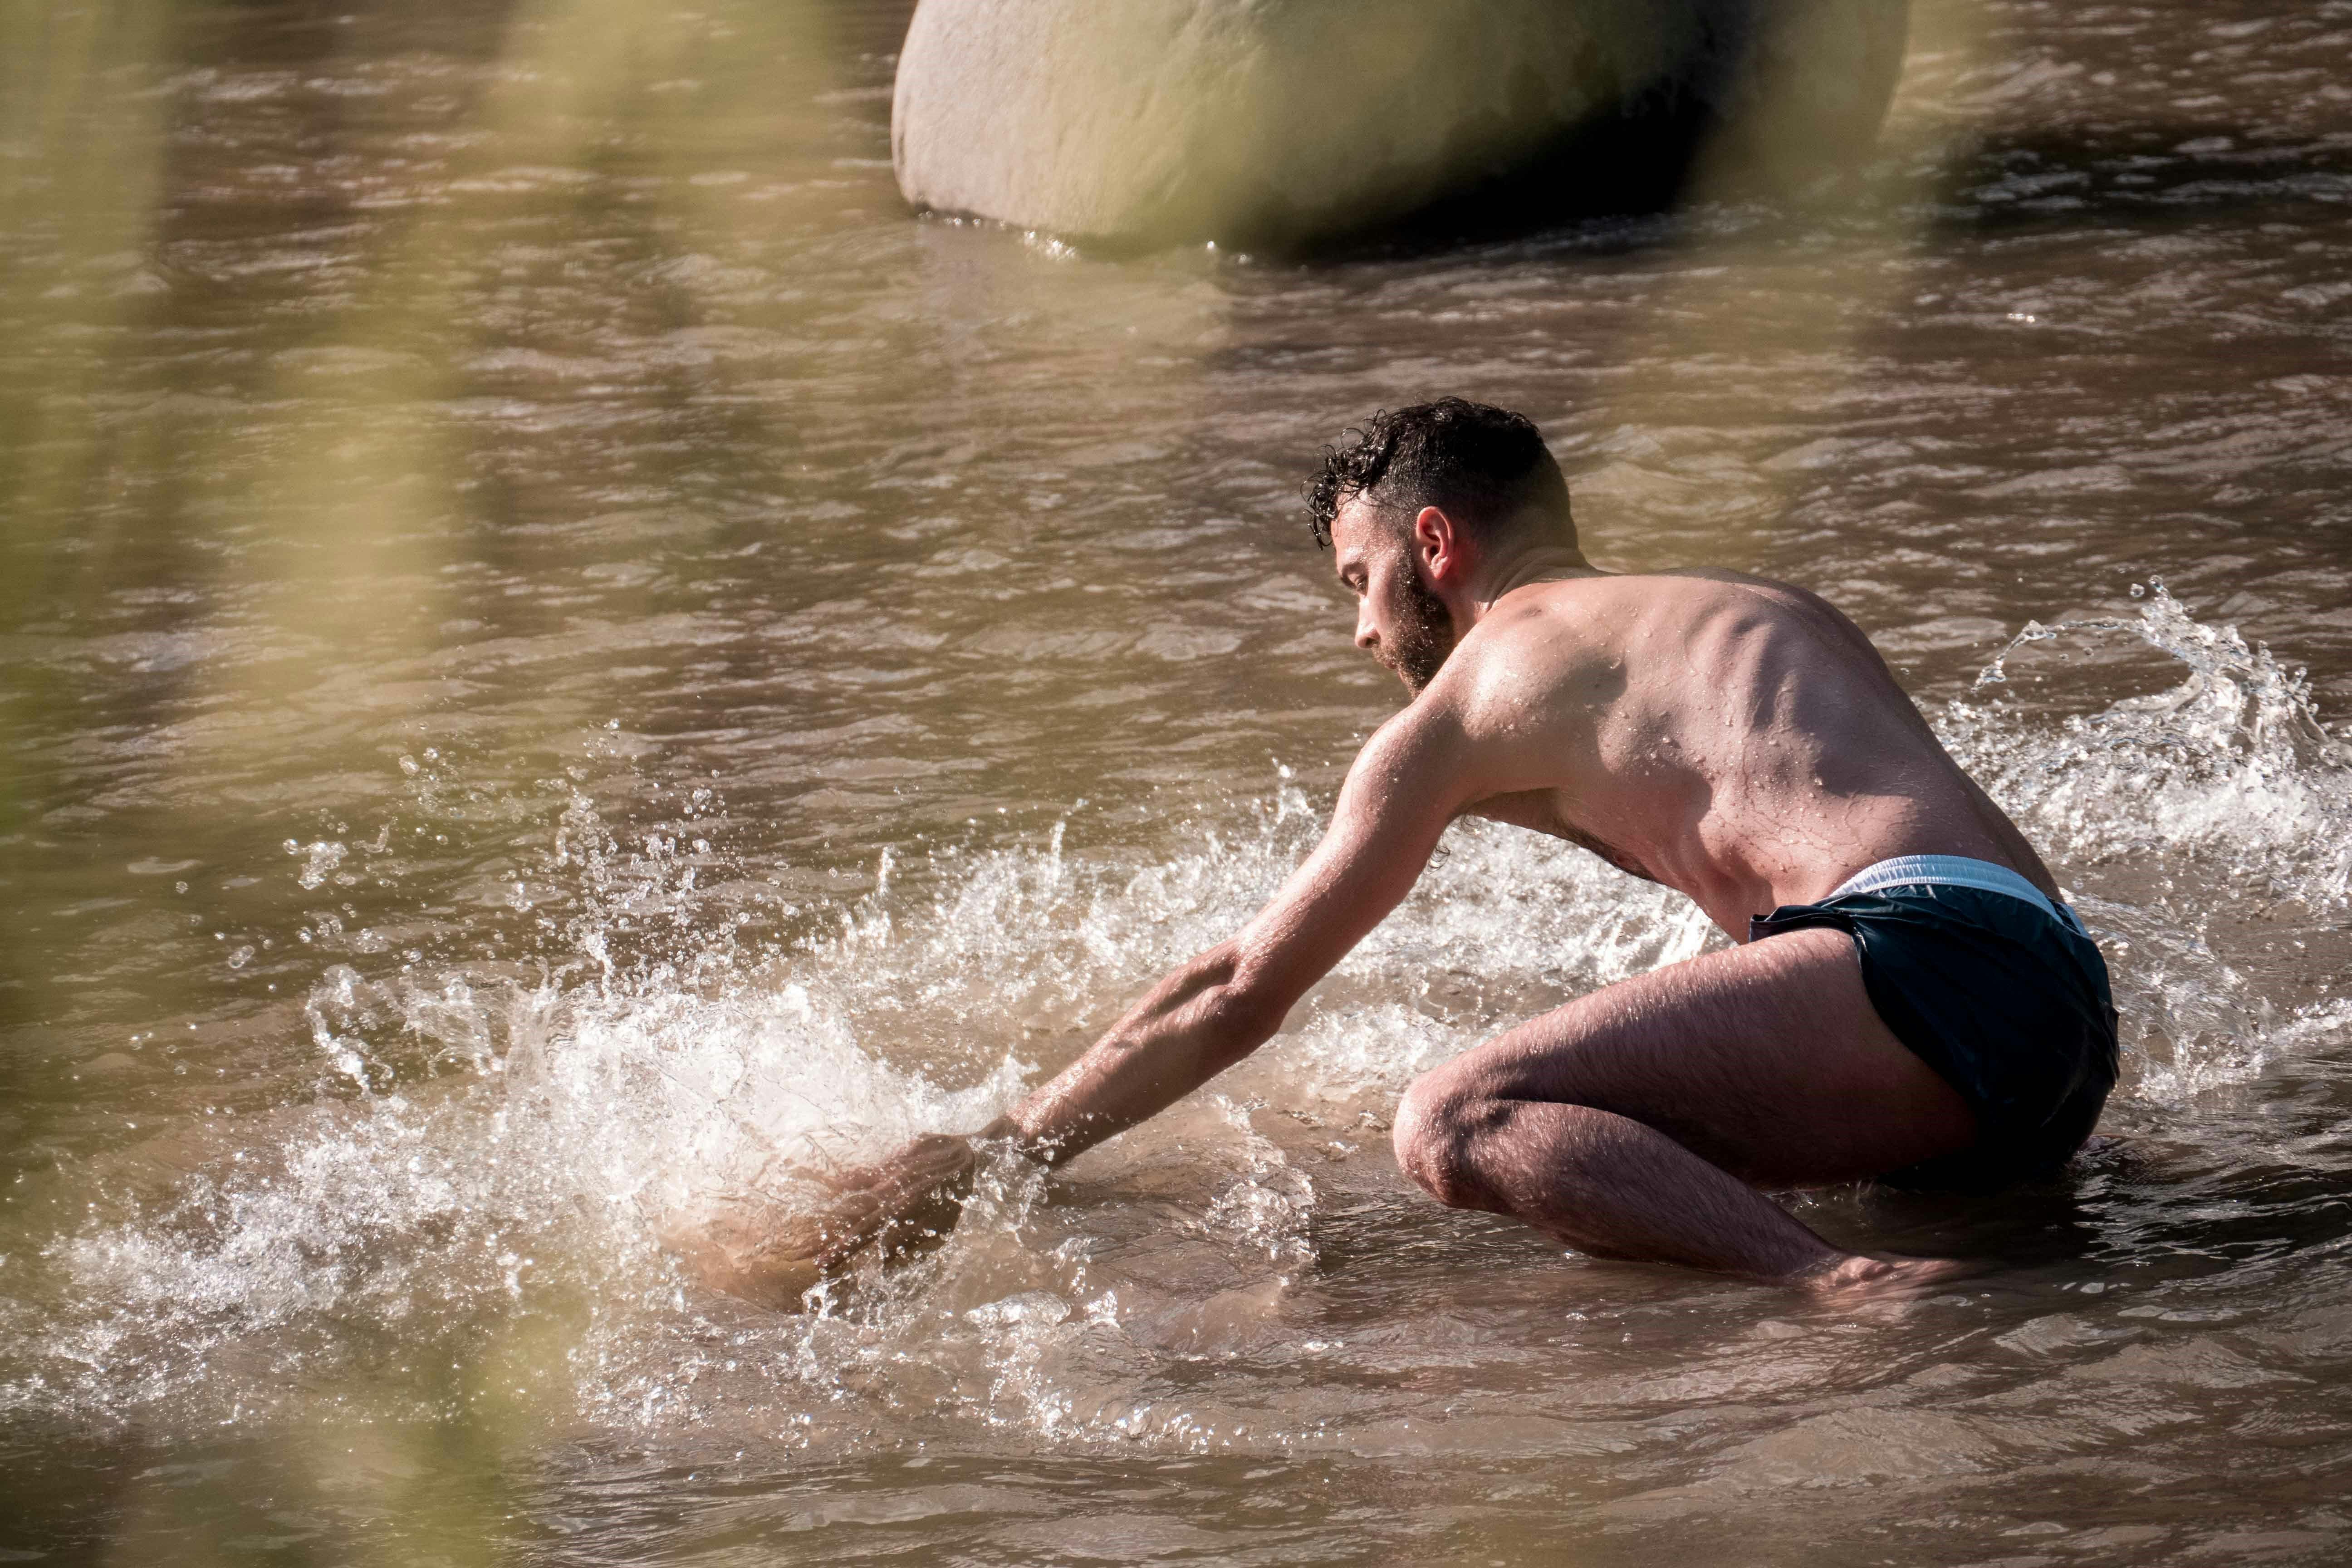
[679,399,2117,1308]
[1419,568,2059,931]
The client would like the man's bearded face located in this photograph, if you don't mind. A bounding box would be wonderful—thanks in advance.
[1377,552,1453,694]
[1331,498,1457,696]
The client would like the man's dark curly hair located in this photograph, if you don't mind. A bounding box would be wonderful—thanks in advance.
[1303,397,1574,551]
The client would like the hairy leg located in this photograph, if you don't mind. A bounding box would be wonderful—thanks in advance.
[1391,926,1978,1288]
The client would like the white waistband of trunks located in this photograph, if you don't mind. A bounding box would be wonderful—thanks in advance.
[1827,854,2081,932]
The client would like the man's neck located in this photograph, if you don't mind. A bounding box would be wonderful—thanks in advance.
[1462,544,1598,627]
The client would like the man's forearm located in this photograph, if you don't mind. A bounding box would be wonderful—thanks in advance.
[996,943,1282,1167]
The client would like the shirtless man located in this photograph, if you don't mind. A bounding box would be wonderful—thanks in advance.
[688,397,2119,1302]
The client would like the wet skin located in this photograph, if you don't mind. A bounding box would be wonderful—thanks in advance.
[694,494,2073,1302]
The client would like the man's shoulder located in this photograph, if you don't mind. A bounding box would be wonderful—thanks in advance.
[1421,591,1620,730]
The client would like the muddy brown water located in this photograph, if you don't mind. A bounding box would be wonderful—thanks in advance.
[4,0,2352,1563]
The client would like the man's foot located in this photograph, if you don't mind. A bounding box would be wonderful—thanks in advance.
[1799,1252,1980,1303]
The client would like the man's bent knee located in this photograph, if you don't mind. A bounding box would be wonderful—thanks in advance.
[1392,1075,1495,1211]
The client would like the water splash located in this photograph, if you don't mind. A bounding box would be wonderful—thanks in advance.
[1953,579,2350,911]
[10,588,2349,1443]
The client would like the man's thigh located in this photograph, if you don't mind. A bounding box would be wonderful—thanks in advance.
[1428,926,1976,1186]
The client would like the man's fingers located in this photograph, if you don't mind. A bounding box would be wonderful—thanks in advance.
[662,1202,826,1310]
[674,1127,1014,1310]
[807,1135,985,1268]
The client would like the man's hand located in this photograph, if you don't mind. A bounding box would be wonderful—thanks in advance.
[668,1120,1016,1310]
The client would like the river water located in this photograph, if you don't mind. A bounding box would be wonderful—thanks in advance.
[5,0,2352,1561]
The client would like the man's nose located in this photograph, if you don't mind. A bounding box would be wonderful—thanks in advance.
[1354,606,1377,649]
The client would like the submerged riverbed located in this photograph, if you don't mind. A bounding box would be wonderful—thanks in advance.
[5,0,2352,1562]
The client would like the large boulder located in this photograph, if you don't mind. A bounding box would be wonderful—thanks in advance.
[892,0,1910,254]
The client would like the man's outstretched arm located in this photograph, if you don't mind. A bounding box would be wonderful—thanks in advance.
[1001,707,1468,1164]
[676,706,1480,1300]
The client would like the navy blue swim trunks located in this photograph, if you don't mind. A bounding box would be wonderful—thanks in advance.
[1749,854,2120,1191]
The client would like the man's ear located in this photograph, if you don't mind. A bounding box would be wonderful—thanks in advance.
[1412,505,1464,583]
